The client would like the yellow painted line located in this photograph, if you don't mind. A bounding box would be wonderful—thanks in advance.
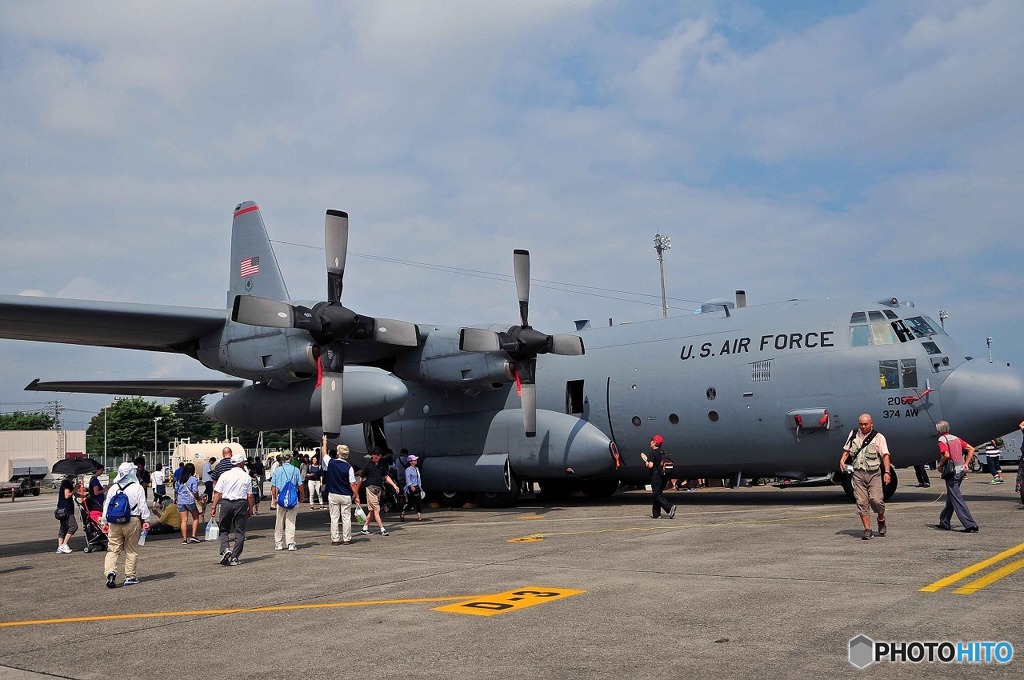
[953,556,1024,595]
[433,587,585,617]
[0,594,491,629]
[920,541,1024,593]
[518,514,545,520]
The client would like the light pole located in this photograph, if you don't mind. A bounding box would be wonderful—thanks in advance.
[153,416,162,462]
[103,407,108,471]
[654,233,671,319]
[987,336,993,363]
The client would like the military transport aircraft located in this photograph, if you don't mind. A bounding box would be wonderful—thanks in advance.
[3,202,1023,506]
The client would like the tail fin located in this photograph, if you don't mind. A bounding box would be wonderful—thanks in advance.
[227,201,290,307]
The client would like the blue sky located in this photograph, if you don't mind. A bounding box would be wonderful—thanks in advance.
[0,1,1021,430]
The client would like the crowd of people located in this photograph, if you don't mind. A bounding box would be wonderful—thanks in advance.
[54,442,429,588]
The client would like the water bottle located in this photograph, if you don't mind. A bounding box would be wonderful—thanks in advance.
[139,529,148,546]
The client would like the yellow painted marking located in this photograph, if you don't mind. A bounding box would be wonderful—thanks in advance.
[953,556,1024,595]
[0,594,491,629]
[433,587,585,617]
[507,535,544,543]
[518,514,545,520]
[919,541,1024,593]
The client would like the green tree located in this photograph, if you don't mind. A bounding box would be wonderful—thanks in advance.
[0,411,56,430]
[85,398,173,463]
[169,397,221,442]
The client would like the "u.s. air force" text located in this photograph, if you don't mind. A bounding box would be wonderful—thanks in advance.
[680,331,835,361]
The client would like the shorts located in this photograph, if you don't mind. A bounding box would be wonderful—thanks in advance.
[366,486,381,512]
[177,503,199,514]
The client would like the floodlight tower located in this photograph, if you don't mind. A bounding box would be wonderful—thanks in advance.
[654,233,671,319]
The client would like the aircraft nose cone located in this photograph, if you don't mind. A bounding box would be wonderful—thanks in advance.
[940,361,1024,443]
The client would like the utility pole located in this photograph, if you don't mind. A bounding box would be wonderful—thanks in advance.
[50,400,65,460]
[654,233,671,319]
[153,416,162,461]
[103,406,108,471]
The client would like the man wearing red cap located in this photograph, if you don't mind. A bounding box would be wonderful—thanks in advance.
[646,435,676,519]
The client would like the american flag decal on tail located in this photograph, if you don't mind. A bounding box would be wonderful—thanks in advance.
[240,256,260,277]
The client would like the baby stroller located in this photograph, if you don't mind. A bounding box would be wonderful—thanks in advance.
[77,495,108,553]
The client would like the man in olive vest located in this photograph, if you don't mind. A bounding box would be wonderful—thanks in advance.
[839,413,892,540]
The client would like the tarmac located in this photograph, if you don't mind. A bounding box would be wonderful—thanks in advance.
[0,474,1021,679]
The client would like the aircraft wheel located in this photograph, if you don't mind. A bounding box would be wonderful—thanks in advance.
[476,476,522,508]
[839,473,855,502]
[581,479,619,499]
[538,479,578,500]
[436,490,468,508]
[32,488,40,496]
[882,468,898,500]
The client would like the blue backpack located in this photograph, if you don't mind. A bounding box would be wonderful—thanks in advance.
[106,482,136,524]
[277,479,298,509]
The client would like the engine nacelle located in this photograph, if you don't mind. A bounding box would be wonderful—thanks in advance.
[201,329,316,387]
[208,367,407,429]
[393,326,513,390]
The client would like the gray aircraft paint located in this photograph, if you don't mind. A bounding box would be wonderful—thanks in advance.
[3,202,1023,502]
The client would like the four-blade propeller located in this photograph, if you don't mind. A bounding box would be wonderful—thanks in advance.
[231,210,418,437]
[459,249,585,437]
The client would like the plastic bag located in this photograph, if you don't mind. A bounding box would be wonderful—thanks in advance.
[354,505,367,523]
[206,521,220,540]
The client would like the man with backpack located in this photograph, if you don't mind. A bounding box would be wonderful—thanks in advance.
[100,462,151,588]
[271,452,305,551]
[839,414,892,540]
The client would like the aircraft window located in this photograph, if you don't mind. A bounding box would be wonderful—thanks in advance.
[850,326,870,347]
[883,310,898,319]
[921,315,948,336]
[879,360,900,389]
[890,319,914,343]
[869,323,898,346]
[901,359,918,388]
[904,316,939,338]
[868,311,885,322]
[669,413,679,424]
[850,312,867,324]
[631,416,642,427]
[708,411,719,422]
[922,341,941,355]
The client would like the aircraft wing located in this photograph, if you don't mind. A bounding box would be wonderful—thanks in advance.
[0,294,227,353]
[25,379,245,398]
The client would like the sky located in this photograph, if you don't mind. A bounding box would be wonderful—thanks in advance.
[0,0,1021,432]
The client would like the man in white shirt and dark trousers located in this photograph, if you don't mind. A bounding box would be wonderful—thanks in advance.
[210,453,254,566]
[101,462,151,588]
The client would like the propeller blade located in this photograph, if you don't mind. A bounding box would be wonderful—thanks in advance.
[325,210,349,304]
[320,342,346,437]
[513,249,530,326]
[231,295,296,329]
[517,358,537,437]
[549,334,585,356]
[373,318,420,347]
[460,328,502,352]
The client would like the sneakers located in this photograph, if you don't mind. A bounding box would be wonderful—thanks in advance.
[342,540,353,545]
[123,577,139,586]
[57,544,72,554]
[188,537,201,544]
[668,505,677,519]
[380,528,389,536]
[106,571,117,589]
[862,529,873,540]
[287,544,297,551]
[275,544,285,551]
[877,519,887,537]
[219,551,232,566]
[360,527,370,535]
[228,558,241,566]
[990,478,1001,485]
[182,540,189,546]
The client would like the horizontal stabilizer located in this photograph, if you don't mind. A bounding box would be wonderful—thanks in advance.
[25,379,245,398]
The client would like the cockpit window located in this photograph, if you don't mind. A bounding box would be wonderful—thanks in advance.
[883,310,898,319]
[922,341,941,355]
[850,312,867,324]
[904,316,941,338]
[868,311,885,322]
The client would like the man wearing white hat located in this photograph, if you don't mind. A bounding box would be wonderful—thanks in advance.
[100,462,151,588]
[210,453,253,566]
